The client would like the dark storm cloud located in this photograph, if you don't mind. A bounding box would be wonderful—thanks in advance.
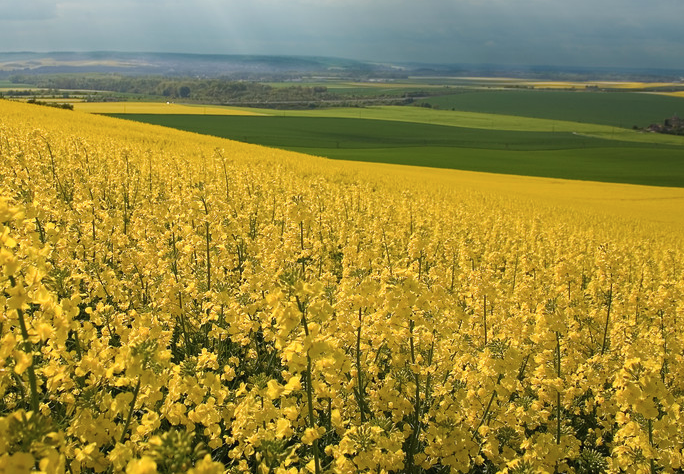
[1,0,683,69]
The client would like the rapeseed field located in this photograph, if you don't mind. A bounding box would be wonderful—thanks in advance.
[1,100,683,473]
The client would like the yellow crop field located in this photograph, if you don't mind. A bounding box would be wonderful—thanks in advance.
[361,163,684,229]
[17,98,84,104]
[1,99,684,474]
[74,101,263,115]
[524,81,683,90]
[654,91,684,99]
[421,78,683,90]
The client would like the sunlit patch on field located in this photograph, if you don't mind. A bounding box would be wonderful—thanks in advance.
[74,101,263,115]
[653,91,684,98]
[523,81,684,90]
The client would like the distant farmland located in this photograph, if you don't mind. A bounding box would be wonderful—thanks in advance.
[109,114,684,187]
[421,90,684,128]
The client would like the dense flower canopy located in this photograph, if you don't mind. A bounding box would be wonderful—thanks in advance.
[1,100,683,473]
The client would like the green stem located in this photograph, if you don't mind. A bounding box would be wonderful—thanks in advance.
[450,254,457,292]
[205,221,211,291]
[73,330,82,359]
[483,295,488,347]
[474,374,503,439]
[356,308,366,423]
[10,275,40,414]
[660,310,668,384]
[601,284,613,355]
[34,217,45,244]
[297,296,320,474]
[120,377,141,443]
[170,229,191,355]
[381,227,393,276]
[200,196,211,292]
[517,353,531,381]
[299,221,305,251]
[299,221,306,276]
[511,254,518,292]
[556,331,562,445]
[17,310,39,413]
[178,296,191,355]
[424,332,435,419]
[406,319,421,474]
[648,418,656,474]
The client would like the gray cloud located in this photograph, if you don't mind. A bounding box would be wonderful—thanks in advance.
[0,0,57,20]
[0,0,683,69]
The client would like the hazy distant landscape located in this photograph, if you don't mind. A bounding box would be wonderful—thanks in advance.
[4,51,682,187]
[3,50,684,81]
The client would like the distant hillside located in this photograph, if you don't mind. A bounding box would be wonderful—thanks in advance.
[2,51,684,81]
[0,51,394,79]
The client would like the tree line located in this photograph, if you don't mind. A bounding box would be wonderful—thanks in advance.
[7,75,419,109]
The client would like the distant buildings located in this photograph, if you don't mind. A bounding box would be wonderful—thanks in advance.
[647,114,683,135]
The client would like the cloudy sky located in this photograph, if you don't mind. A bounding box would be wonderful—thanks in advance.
[2,0,684,69]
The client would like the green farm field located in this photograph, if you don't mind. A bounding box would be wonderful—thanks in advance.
[244,105,684,145]
[109,113,684,187]
[423,89,684,128]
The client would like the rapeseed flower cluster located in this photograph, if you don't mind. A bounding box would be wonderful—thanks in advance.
[1,99,683,473]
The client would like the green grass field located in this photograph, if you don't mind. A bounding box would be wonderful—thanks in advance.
[294,146,684,187]
[245,106,684,146]
[423,90,684,128]
[109,114,684,187]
